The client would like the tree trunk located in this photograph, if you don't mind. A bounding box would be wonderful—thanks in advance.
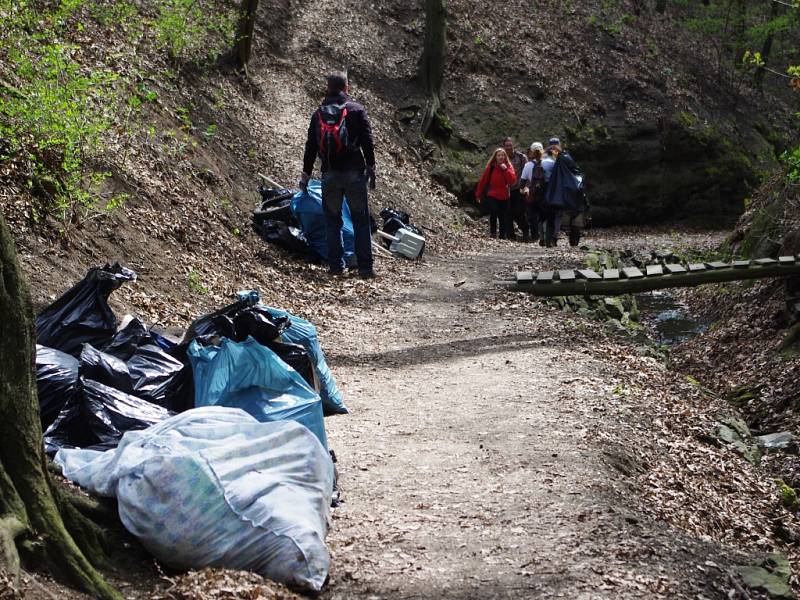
[420,0,447,137]
[655,0,666,14]
[234,0,260,69]
[754,0,781,91]
[732,0,748,64]
[0,213,121,599]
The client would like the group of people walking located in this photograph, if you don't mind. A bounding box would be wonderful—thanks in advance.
[475,137,587,247]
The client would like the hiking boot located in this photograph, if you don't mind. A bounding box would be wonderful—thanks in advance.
[358,269,376,280]
[329,268,346,278]
[538,239,545,247]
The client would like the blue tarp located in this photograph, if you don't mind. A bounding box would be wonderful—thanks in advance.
[291,180,356,264]
[264,306,348,416]
[187,337,328,449]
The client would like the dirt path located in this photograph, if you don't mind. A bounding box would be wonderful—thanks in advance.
[318,241,726,600]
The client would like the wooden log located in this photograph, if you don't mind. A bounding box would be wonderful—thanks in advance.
[516,271,534,283]
[688,263,706,272]
[603,269,619,280]
[621,267,644,279]
[645,265,664,277]
[577,269,602,280]
[536,271,554,283]
[497,262,800,296]
[558,270,576,282]
[664,264,687,274]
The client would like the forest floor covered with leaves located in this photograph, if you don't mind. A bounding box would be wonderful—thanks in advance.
[10,228,798,600]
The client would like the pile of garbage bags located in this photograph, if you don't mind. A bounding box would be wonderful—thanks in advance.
[253,182,425,262]
[36,263,344,592]
[253,181,356,264]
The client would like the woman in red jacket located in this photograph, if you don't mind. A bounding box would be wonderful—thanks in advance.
[476,148,517,239]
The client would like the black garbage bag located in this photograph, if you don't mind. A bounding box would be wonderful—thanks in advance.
[258,186,295,204]
[36,263,137,357]
[380,207,411,227]
[79,344,134,393]
[380,208,421,248]
[44,378,174,454]
[83,379,174,445]
[253,199,294,226]
[254,219,311,256]
[102,317,155,360]
[36,345,80,430]
[267,340,317,389]
[232,306,291,346]
[127,344,186,407]
[182,291,260,343]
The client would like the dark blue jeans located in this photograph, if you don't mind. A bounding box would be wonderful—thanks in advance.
[321,169,373,274]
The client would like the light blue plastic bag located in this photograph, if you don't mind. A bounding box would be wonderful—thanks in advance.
[187,337,327,449]
[54,407,333,592]
[291,179,355,264]
[264,306,348,416]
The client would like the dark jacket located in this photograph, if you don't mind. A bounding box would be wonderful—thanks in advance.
[303,92,376,175]
[545,151,586,212]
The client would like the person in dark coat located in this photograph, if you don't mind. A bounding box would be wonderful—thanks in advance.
[542,137,583,247]
[503,137,529,242]
[300,72,377,278]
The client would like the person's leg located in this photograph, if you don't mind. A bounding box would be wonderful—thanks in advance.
[543,209,554,247]
[511,190,527,241]
[342,170,374,276]
[526,203,539,242]
[486,197,498,237]
[498,200,511,239]
[485,196,498,238]
[552,211,563,245]
[322,171,346,273]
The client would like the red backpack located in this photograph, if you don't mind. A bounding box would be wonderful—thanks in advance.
[317,103,353,163]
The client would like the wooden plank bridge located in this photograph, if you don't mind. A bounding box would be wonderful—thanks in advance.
[499,255,800,296]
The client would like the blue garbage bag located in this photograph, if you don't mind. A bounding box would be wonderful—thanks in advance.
[187,337,328,449]
[291,180,355,264]
[264,306,348,416]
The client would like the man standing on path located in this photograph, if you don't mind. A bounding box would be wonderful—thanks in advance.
[300,72,377,278]
[504,137,529,242]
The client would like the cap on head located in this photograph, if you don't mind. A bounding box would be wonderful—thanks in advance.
[530,142,544,152]
[326,71,348,94]
[547,137,561,147]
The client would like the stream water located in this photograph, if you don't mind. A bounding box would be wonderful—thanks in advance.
[636,291,710,345]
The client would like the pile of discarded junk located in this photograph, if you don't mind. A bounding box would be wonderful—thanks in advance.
[36,264,346,592]
[252,177,426,262]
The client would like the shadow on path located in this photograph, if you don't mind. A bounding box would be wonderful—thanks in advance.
[327,333,553,368]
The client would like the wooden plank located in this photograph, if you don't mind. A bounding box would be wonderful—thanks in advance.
[706,261,729,270]
[516,271,534,283]
[645,265,664,277]
[688,263,706,272]
[577,269,602,280]
[755,258,777,265]
[603,269,620,280]
[664,263,687,274]
[536,271,554,283]
[558,270,576,282]
[733,260,751,268]
[621,267,644,279]
[778,256,796,264]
